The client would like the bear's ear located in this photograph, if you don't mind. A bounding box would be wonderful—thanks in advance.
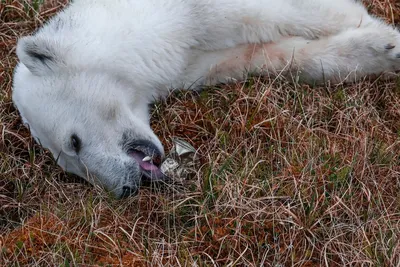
[16,36,63,76]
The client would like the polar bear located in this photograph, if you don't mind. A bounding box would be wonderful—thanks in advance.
[13,0,400,198]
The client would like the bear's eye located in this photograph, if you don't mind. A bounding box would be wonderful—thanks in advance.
[70,134,81,153]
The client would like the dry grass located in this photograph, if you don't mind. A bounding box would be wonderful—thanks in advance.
[1,0,400,266]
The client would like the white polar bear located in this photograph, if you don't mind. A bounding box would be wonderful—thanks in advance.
[13,0,400,198]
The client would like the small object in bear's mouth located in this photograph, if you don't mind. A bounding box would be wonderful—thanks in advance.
[160,138,200,182]
[160,158,180,174]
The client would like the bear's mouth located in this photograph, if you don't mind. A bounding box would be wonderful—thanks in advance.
[128,141,167,182]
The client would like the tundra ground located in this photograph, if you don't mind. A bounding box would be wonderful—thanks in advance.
[1,1,399,266]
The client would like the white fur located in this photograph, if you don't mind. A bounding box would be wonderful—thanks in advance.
[12,0,400,197]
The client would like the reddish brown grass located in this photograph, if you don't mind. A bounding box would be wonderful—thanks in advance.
[1,0,400,266]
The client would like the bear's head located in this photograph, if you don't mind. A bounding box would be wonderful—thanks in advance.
[13,36,168,198]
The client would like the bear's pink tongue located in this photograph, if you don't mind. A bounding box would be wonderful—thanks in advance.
[129,150,166,181]
[139,161,159,172]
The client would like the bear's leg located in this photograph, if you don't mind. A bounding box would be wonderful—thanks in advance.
[184,24,400,86]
